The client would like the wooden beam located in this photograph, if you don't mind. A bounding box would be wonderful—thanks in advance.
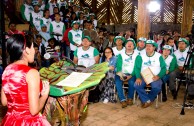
[94,1,108,14]
[174,0,178,24]
[116,0,123,24]
[91,0,97,12]
[107,0,110,24]
[181,0,194,37]
[137,0,150,39]
[131,0,135,23]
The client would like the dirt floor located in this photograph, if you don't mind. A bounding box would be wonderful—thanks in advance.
[0,86,194,126]
[80,87,194,126]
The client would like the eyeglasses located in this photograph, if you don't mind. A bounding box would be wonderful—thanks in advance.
[105,51,112,53]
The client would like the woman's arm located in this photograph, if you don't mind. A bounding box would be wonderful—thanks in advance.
[94,55,100,64]
[1,88,7,106]
[27,69,49,116]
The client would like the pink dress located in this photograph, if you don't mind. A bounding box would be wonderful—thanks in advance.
[1,64,51,126]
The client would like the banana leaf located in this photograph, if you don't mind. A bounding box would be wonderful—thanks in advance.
[39,60,109,97]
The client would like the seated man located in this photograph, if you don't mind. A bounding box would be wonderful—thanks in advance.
[161,45,177,102]
[169,38,189,99]
[134,40,166,108]
[115,38,141,108]
[73,36,100,68]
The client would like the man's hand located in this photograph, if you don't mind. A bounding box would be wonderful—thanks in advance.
[135,78,142,85]
[153,76,160,81]
[166,70,169,74]
[123,75,132,81]
[109,66,114,71]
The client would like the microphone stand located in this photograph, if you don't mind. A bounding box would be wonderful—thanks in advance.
[177,44,194,115]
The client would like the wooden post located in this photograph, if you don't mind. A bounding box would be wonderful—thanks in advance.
[0,1,7,68]
[137,0,150,39]
[181,0,194,37]
[160,0,164,23]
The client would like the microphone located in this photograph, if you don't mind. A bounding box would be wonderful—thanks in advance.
[44,53,60,60]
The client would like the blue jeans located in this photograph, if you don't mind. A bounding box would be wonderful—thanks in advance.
[162,74,170,84]
[115,75,136,102]
[134,79,162,103]
[65,46,70,58]
[70,51,74,60]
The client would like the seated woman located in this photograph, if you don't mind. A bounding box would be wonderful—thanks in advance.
[73,36,100,68]
[1,34,50,125]
[99,47,117,103]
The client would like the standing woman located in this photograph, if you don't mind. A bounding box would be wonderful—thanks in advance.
[99,47,117,103]
[1,34,50,125]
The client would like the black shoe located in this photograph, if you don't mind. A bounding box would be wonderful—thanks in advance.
[173,93,177,100]
[171,90,175,96]
[171,90,177,100]
[162,96,167,102]
[187,95,194,100]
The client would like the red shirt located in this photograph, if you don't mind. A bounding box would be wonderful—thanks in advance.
[6,30,23,39]
[62,28,72,46]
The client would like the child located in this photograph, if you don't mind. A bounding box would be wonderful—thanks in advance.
[44,38,60,67]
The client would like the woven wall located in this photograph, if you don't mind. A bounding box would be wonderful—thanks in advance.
[75,0,190,24]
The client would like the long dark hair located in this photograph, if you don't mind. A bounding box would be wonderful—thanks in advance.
[6,34,33,63]
[101,47,115,62]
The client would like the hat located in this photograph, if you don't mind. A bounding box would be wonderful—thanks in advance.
[146,40,158,48]
[78,11,84,18]
[82,36,91,42]
[114,36,125,43]
[162,45,172,50]
[178,38,189,46]
[89,13,95,16]
[125,38,136,48]
[84,7,90,10]
[79,11,84,14]
[137,37,147,42]
[71,20,80,27]
[41,24,47,28]
[68,0,74,3]
[32,1,40,7]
